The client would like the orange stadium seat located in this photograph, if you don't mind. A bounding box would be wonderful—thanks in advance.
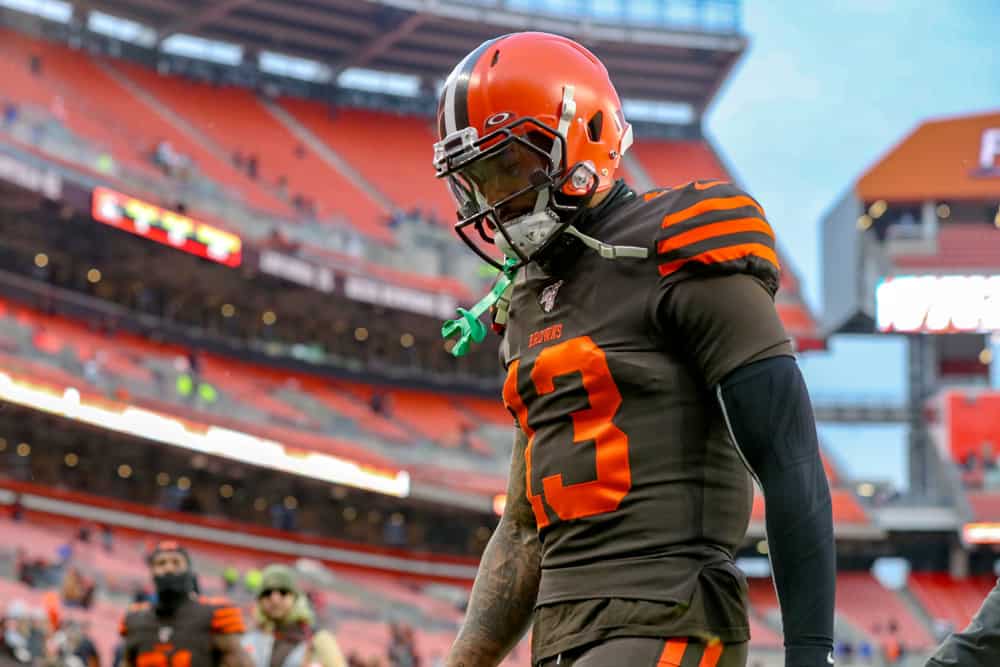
[909,572,996,632]
[836,572,934,648]
[458,397,513,427]
[967,491,1000,522]
[895,225,1000,270]
[748,612,783,648]
[280,101,457,226]
[379,389,475,447]
[944,390,1000,463]
[751,490,868,525]
[630,139,728,187]
[111,63,394,240]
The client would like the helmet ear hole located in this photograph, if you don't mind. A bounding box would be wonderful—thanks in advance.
[586,111,603,142]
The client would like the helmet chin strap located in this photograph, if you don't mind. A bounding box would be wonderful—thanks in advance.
[562,225,648,260]
[495,85,648,265]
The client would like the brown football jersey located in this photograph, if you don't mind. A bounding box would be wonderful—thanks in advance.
[498,180,792,659]
[120,596,245,667]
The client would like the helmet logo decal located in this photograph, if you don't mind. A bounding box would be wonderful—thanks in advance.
[486,112,515,127]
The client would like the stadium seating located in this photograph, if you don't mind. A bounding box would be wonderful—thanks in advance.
[835,573,934,649]
[0,29,290,216]
[942,390,1000,464]
[280,101,457,225]
[751,573,935,650]
[630,139,728,187]
[967,491,1000,522]
[909,572,996,632]
[894,224,1000,269]
[109,62,395,241]
[0,297,513,491]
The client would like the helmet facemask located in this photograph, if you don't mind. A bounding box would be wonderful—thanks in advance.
[434,114,599,272]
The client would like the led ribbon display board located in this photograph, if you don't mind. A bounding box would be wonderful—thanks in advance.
[92,187,243,267]
[0,369,410,497]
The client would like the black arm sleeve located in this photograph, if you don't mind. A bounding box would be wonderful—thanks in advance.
[718,355,835,667]
[927,578,1000,667]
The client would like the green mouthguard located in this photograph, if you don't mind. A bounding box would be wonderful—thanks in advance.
[442,258,518,357]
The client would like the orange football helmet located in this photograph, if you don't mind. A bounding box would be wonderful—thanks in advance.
[433,32,635,269]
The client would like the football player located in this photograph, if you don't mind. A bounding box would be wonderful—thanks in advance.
[120,541,253,667]
[435,33,836,667]
[926,578,1000,666]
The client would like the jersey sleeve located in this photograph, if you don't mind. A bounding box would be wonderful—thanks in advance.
[653,180,781,295]
[207,601,246,635]
[653,273,794,388]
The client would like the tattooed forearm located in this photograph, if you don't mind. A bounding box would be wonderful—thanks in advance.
[446,429,541,667]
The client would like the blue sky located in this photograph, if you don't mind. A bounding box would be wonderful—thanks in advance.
[705,1,1000,487]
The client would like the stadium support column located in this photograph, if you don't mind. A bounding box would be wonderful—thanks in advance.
[907,333,938,499]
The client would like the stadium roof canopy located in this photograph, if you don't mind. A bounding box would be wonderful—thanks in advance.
[74,0,746,114]
[857,110,1000,203]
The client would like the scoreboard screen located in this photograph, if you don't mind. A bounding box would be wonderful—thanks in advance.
[91,186,243,267]
[876,274,1000,333]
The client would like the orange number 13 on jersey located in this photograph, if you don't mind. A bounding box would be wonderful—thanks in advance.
[503,336,631,528]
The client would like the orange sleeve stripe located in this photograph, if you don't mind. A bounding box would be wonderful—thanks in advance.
[657,243,780,278]
[693,179,730,191]
[661,195,764,228]
[657,638,688,666]
[212,615,246,627]
[212,607,242,618]
[212,617,244,629]
[213,621,246,634]
[698,640,724,667]
[657,217,774,256]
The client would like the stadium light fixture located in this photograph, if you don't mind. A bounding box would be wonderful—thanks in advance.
[0,0,71,23]
[936,203,951,219]
[856,214,873,230]
[868,200,888,219]
[34,253,48,268]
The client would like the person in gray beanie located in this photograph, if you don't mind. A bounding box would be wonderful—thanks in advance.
[242,565,345,667]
